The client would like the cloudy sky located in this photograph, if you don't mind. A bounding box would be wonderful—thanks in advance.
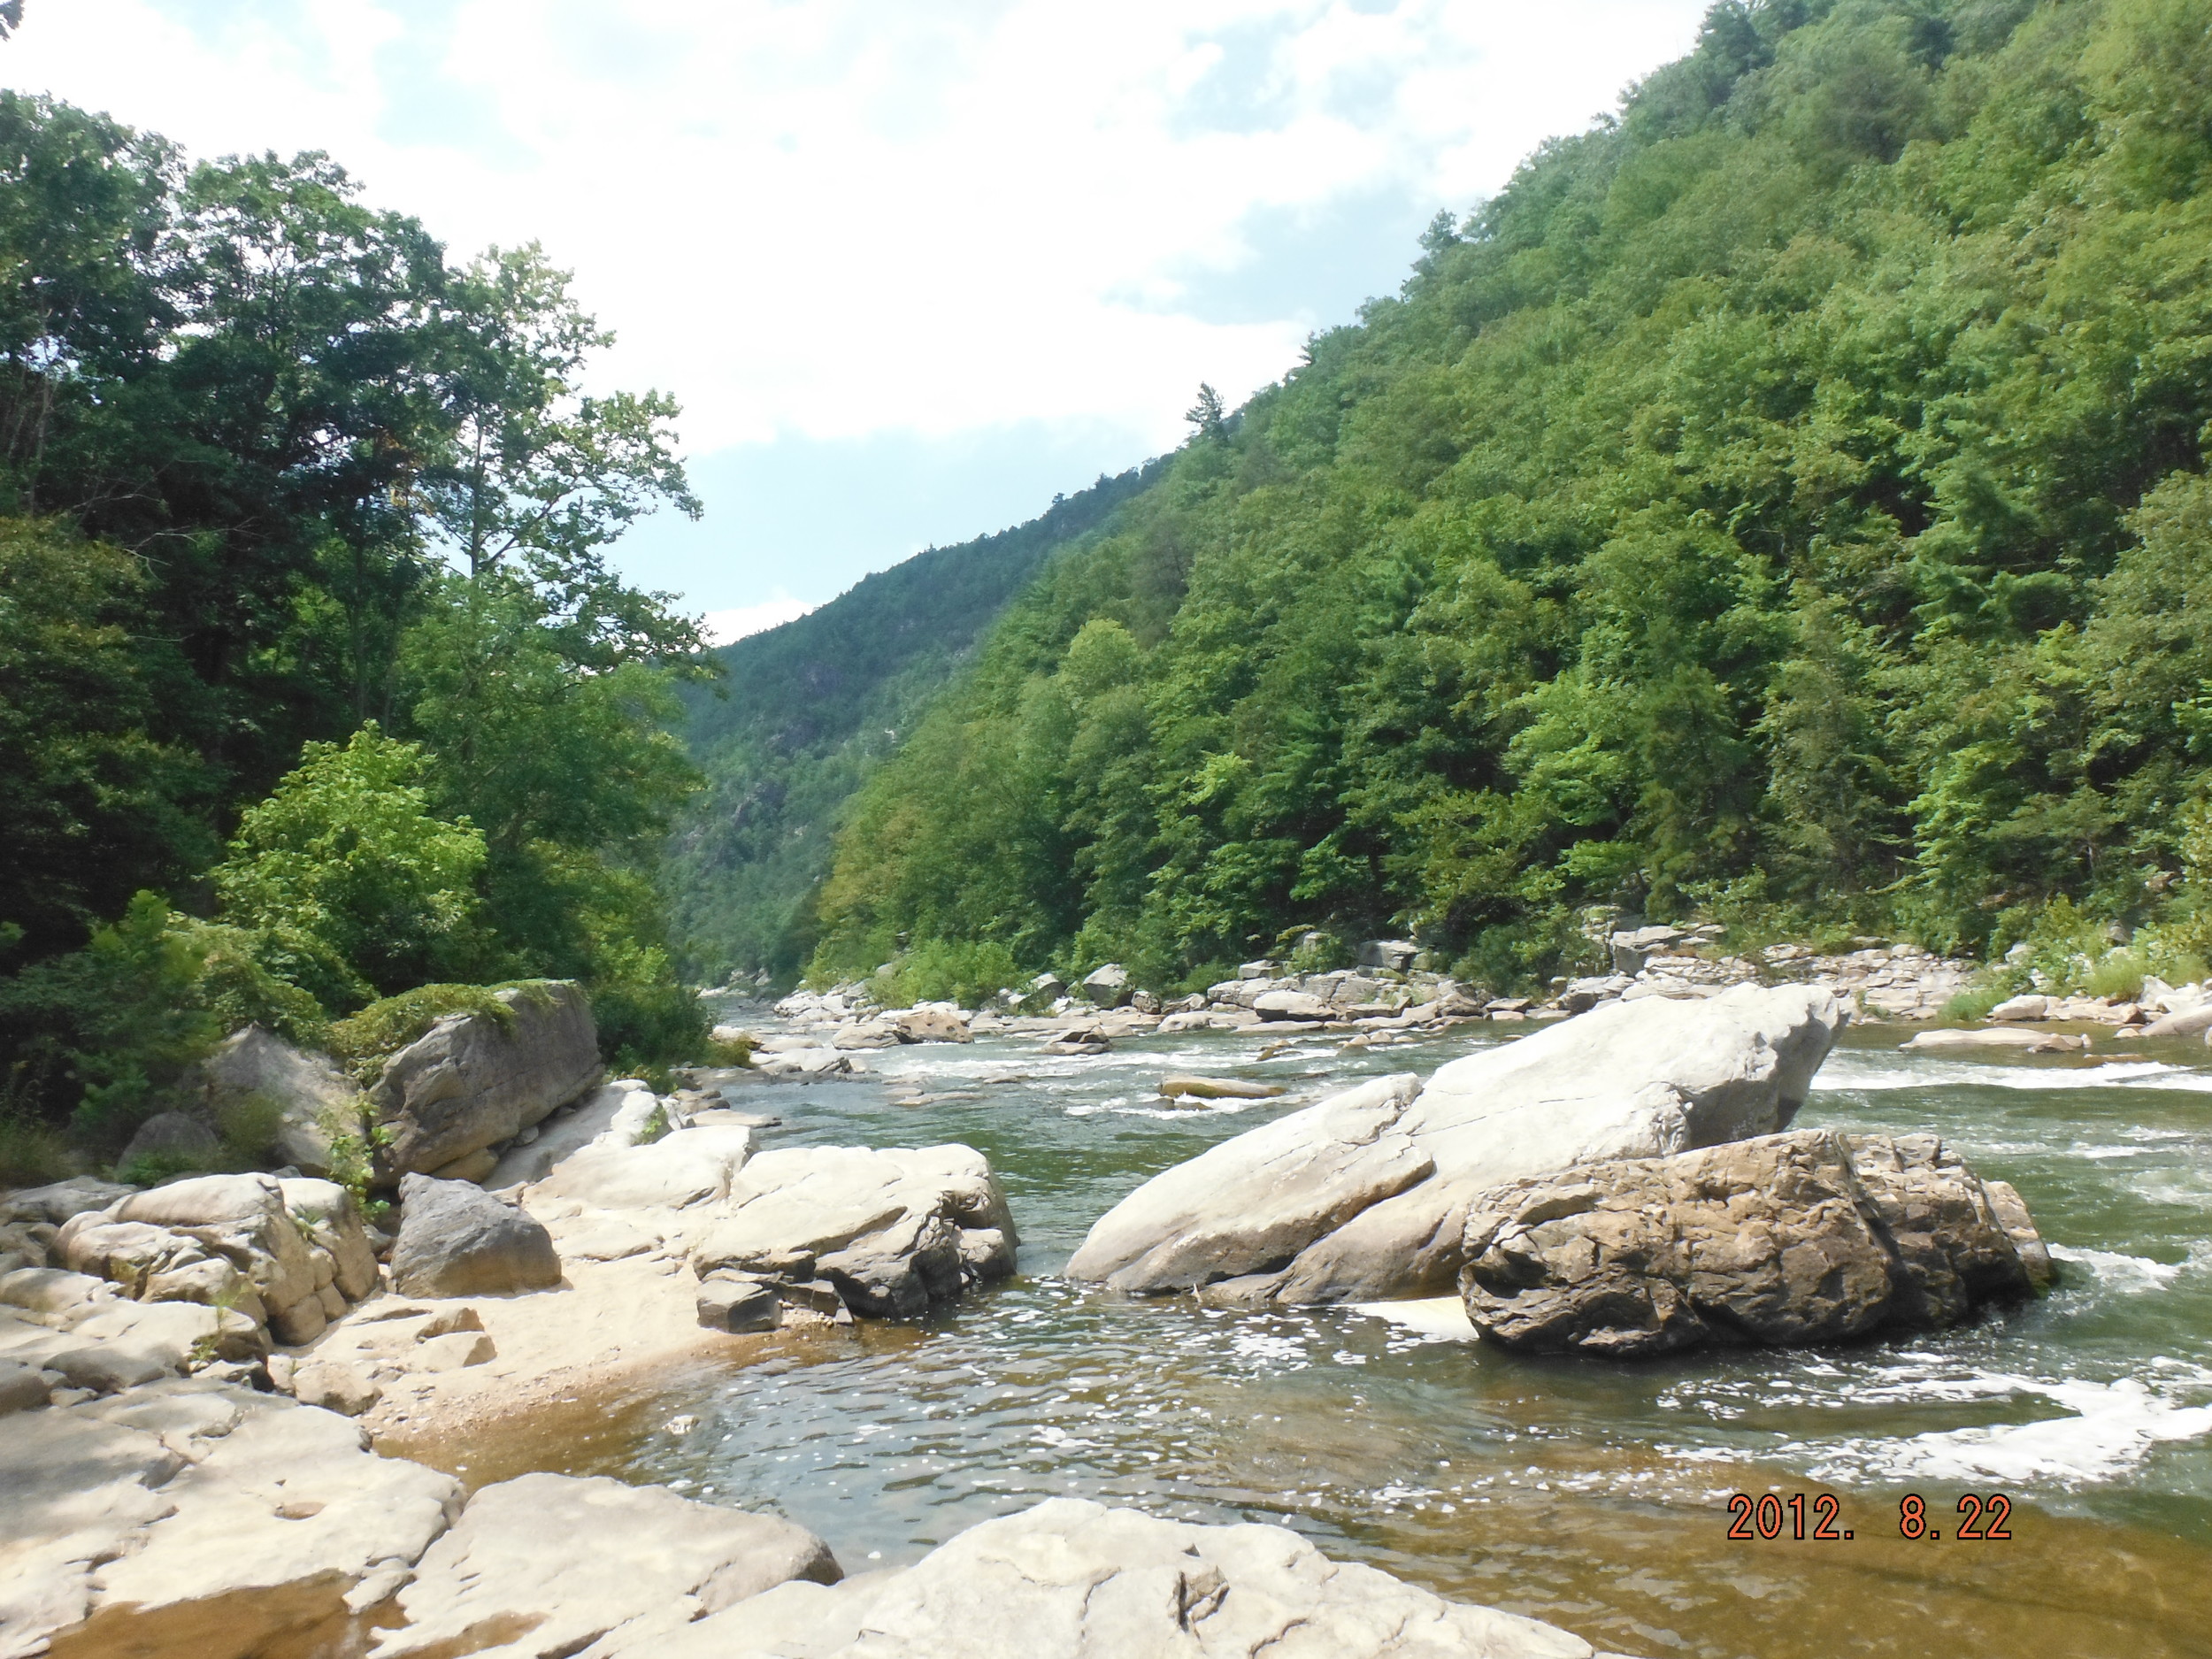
[4,0,1710,639]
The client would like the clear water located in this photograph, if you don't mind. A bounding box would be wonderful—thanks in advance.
[420,1024,2212,1658]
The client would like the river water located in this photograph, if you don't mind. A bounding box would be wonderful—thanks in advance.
[455,1021,2212,1658]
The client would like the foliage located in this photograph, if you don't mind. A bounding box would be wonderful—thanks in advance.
[868,938,1025,1010]
[807,0,2212,993]
[0,893,323,1152]
[0,88,715,1133]
[213,727,488,1009]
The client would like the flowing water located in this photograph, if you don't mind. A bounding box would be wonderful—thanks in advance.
[425,1022,2212,1658]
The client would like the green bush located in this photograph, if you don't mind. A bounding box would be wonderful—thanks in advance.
[0,892,326,1154]
[214,726,488,1010]
[875,938,1024,1010]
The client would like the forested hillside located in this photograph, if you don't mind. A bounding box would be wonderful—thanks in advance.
[669,462,1164,982]
[810,0,2212,998]
[0,91,712,1172]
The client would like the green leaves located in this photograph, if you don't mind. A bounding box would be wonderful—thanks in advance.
[798,0,2212,987]
[213,727,488,1008]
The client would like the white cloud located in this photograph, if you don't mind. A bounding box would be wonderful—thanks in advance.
[3,1,1709,457]
[702,594,815,645]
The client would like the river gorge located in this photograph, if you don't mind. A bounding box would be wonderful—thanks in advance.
[370,1017,2212,1659]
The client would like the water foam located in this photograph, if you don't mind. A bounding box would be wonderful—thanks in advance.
[1813,1053,2212,1094]
[1798,1375,2212,1486]
[2047,1243,2189,1293]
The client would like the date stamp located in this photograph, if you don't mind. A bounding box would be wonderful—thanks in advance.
[1724,1492,2016,1541]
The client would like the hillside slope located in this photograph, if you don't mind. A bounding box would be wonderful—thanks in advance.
[807,0,2212,995]
[668,462,1164,979]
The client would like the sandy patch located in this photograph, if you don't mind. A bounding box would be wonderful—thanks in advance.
[298,1248,760,1445]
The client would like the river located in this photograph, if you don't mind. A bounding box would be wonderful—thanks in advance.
[442,1019,2212,1658]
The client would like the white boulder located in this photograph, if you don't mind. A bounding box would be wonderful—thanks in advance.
[1067,983,1847,1302]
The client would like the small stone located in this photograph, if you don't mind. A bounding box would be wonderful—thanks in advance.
[697,1273,780,1333]
[413,1331,497,1371]
[291,1358,382,1416]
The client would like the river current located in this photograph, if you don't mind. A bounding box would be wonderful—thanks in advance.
[435,1021,2212,1658]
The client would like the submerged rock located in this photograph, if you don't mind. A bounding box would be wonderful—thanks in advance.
[389,1174,562,1298]
[1067,983,1847,1303]
[1458,1130,2050,1356]
[595,1496,1601,1659]
[367,981,602,1179]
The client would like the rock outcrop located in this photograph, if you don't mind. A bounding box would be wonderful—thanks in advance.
[595,1497,1607,1659]
[1457,1130,2051,1356]
[197,1025,365,1178]
[4,1379,462,1659]
[1067,983,1847,1304]
[389,1174,563,1298]
[51,1173,378,1346]
[369,1471,839,1659]
[368,982,602,1180]
[688,1144,1018,1319]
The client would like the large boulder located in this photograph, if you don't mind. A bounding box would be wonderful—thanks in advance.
[390,1174,562,1298]
[9,1381,461,1659]
[57,1173,377,1345]
[368,982,602,1179]
[368,1471,839,1659]
[1067,982,1847,1303]
[890,1003,973,1043]
[196,1025,365,1178]
[1079,963,1131,1008]
[687,1144,1017,1318]
[598,1497,1599,1659]
[1458,1130,2050,1356]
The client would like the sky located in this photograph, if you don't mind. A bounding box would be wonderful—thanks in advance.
[3,0,1712,640]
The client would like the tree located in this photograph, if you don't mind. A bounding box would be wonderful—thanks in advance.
[213,726,487,1008]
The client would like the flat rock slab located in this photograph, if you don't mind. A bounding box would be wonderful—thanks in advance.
[12,1380,460,1659]
[527,1125,754,1212]
[1458,1130,2049,1357]
[1069,984,1847,1303]
[600,1497,1605,1659]
[1159,1075,1285,1101]
[370,1471,838,1659]
[1901,1027,2090,1053]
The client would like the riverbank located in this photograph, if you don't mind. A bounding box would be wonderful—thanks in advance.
[9,995,2212,1657]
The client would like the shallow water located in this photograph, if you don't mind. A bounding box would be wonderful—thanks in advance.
[434,1023,2212,1658]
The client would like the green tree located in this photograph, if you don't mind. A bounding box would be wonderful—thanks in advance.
[213,726,487,1008]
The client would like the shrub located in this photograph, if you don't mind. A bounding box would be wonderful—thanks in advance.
[877,938,1024,1010]
[0,892,326,1154]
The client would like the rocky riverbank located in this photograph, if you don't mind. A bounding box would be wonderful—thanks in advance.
[0,972,2088,1657]
[727,930,2212,1070]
